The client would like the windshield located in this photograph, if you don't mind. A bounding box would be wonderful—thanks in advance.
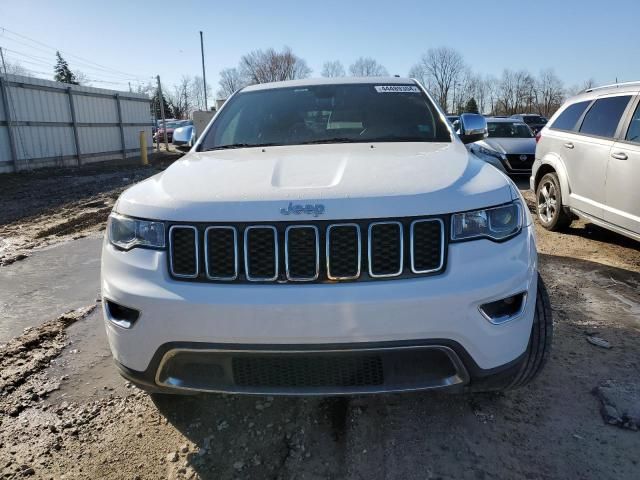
[198,83,451,150]
[522,115,547,125]
[487,122,533,138]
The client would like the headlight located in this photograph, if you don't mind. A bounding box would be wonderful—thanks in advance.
[477,146,505,160]
[108,213,165,250]
[451,201,523,241]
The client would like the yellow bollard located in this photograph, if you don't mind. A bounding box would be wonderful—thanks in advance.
[140,130,148,165]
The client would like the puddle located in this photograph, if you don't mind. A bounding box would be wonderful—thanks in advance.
[0,236,102,342]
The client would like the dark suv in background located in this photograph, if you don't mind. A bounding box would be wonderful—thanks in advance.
[510,114,548,134]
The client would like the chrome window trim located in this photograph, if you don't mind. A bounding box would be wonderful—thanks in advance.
[368,221,404,278]
[244,225,279,282]
[410,218,445,274]
[326,223,361,280]
[168,225,199,278]
[285,225,320,282]
[204,226,238,281]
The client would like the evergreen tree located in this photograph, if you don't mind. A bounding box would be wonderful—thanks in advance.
[151,87,173,120]
[464,97,479,114]
[53,52,78,84]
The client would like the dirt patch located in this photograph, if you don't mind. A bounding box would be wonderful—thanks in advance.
[0,306,95,417]
[0,152,182,267]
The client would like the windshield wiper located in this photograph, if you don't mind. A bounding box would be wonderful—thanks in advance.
[199,143,278,151]
[364,135,427,142]
[298,138,358,145]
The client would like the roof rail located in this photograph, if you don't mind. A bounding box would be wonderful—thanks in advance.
[585,80,640,93]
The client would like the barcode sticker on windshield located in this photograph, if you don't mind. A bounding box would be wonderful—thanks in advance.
[375,85,420,93]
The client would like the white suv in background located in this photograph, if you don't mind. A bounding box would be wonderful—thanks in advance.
[102,78,551,396]
[532,82,640,240]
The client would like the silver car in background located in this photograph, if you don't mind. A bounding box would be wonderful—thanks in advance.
[531,81,640,240]
[468,118,536,175]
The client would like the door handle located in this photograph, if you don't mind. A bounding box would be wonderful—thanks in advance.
[611,152,628,160]
[564,142,574,149]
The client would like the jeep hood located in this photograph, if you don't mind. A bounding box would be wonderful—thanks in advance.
[116,143,515,221]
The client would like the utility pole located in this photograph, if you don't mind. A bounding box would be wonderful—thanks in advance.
[199,31,208,111]
[156,75,169,151]
[0,47,7,74]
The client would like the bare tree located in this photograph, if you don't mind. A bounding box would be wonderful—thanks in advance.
[169,76,193,119]
[495,69,537,115]
[321,60,345,77]
[217,67,244,99]
[349,57,388,77]
[410,47,465,112]
[537,69,565,117]
[239,47,311,84]
[190,75,212,111]
[408,64,435,92]
[567,78,596,96]
[2,59,28,76]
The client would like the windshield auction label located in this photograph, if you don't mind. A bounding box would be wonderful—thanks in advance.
[375,85,420,93]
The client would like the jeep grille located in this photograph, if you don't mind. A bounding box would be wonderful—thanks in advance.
[168,217,445,283]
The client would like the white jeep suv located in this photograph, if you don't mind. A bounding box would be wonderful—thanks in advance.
[532,81,640,240]
[102,78,551,396]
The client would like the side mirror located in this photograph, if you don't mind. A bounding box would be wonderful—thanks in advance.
[458,113,488,144]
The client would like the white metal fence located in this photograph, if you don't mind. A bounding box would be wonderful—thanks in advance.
[0,74,153,173]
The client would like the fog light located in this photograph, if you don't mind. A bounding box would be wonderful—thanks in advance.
[105,300,140,329]
[479,292,527,324]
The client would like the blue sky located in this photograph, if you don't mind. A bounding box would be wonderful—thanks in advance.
[2,0,639,95]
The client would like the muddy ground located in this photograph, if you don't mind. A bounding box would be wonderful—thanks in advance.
[0,165,639,479]
[0,152,183,267]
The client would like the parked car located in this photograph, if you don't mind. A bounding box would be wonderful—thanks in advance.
[103,78,551,397]
[468,118,536,175]
[154,120,189,143]
[172,122,196,148]
[532,81,640,241]
[510,114,548,134]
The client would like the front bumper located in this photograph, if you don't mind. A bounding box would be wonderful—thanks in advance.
[101,224,538,394]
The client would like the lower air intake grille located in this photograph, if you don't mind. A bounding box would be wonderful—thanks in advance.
[232,355,384,388]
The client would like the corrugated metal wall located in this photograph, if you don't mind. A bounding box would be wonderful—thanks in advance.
[0,74,153,173]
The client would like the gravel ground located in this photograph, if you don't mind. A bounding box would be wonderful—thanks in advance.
[0,167,639,479]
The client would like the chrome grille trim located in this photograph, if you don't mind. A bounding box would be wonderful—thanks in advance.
[410,219,445,274]
[326,223,362,281]
[368,221,404,278]
[244,225,278,282]
[285,225,320,282]
[168,225,199,278]
[204,226,238,281]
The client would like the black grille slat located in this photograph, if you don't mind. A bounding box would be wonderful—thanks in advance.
[245,227,277,280]
[205,227,237,280]
[170,226,198,277]
[232,355,384,387]
[286,227,319,280]
[327,225,360,279]
[369,223,402,277]
[411,220,442,273]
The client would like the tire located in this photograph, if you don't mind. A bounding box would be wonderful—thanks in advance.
[466,274,553,392]
[536,172,572,230]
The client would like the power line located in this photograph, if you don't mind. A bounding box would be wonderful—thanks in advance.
[0,26,150,80]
